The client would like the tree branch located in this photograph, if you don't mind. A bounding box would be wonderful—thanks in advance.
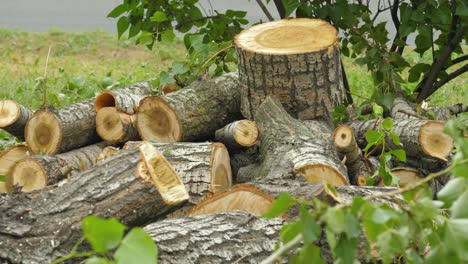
[429,64,468,95]
[273,0,286,18]
[449,54,468,67]
[255,0,274,21]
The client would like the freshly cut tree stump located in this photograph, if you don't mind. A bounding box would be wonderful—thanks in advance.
[96,107,139,143]
[0,100,32,140]
[0,143,29,193]
[235,18,346,122]
[333,125,375,185]
[7,142,108,192]
[94,80,154,114]
[238,97,348,185]
[25,99,99,154]
[215,119,259,149]
[144,212,284,264]
[0,142,231,263]
[137,73,241,142]
[349,119,453,161]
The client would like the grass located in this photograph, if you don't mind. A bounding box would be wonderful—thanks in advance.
[0,28,466,149]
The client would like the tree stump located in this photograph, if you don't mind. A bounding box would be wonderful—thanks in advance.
[235,18,346,122]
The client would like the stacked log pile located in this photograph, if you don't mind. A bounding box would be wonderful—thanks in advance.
[0,18,462,263]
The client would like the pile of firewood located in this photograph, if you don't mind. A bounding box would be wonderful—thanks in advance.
[0,18,463,263]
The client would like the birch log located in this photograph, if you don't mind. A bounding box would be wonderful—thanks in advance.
[348,119,453,161]
[0,100,32,140]
[137,73,242,142]
[25,99,99,154]
[235,18,346,123]
[237,97,348,185]
[8,142,109,192]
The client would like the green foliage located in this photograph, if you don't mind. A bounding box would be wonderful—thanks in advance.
[53,216,157,264]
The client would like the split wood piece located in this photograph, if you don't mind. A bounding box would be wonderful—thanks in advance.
[0,100,33,140]
[94,80,154,114]
[333,125,376,185]
[391,97,421,119]
[214,119,259,149]
[96,107,139,143]
[25,99,100,154]
[0,142,230,263]
[144,212,284,264]
[235,18,346,123]
[349,119,453,161]
[237,97,349,185]
[137,73,241,142]
[134,142,232,204]
[8,142,109,192]
[139,143,189,205]
[96,146,120,163]
[190,179,401,217]
[0,143,29,193]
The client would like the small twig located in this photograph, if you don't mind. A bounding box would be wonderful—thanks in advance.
[42,46,52,108]
[260,234,303,264]
[397,109,425,119]
[194,44,234,77]
[255,0,274,21]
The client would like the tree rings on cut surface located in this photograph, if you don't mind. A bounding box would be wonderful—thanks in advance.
[96,107,139,143]
[419,121,453,161]
[0,143,29,192]
[25,110,61,155]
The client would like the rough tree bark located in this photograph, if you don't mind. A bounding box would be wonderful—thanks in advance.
[96,107,140,143]
[7,142,109,192]
[144,212,284,264]
[333,125,376,185]
[94,80,155,114]
[215,119,259,149]
[137,73,242,142]
[0,100,32,140]
[237,97,348,186]
[0,142,231,263]
[0,143,29,193]
[25,99,99,154]
[348,119,453,161]
[235,18,346,123]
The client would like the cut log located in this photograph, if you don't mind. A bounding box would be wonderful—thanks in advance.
[235,18,346,123]
[139,142,190,205]
[144,212,284,264]
[349,119,453,161]
[137,73,241,142]
[25,99,99,154]
[190,179,401,217]
[0,100,33,140]
[0,142,231,263]
[7,142,108,192]
[96,107,139,143]
[0,143,29,193]
[237,97,348,185]
[422,103,468,120]
[94,80,154,114]
[214,119,259,149]
[333,125,376,185]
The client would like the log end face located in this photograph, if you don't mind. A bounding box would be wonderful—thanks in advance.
[391,168,423,188]
[95,92,116,112]
[333,125,354,150]
[0,100,20,127]
[210,143,233,193]
[190,185,274,216]
[25,110,61,155]
[137,97,182,142]
[8,158,47,192]
[296,164,349,186]
[0,143,29,175]
[233,120,259,147]
[96,107,127,143]
[419,121,453,161]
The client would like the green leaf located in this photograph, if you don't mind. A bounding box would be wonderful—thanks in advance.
[117,16,130,39]
[108,4,128,18]
[159,71,176,85]
[299,207,320,243]
[298,244,325,264]
[364,129,384,151]
[381,117,394,131]
[437,178,466,208]
[171,62,190,75]
[376,229,408,263]
[281,0,301,17]
[0,175,7,182]
[389,132,401,146]
[372,208,399,224]
[262,193,296,218]
[334,234,359,264]
[390,149,407,161]
[444,219,468,260]
[85,257,112,264]
[82,216,126,253]
[139,32,153,46]
[450,190,468,219]
[372,104,384,116]
[115,228,157,264]
[150,11,168,22]
[161,29,175,43]
[280,221,302,243]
